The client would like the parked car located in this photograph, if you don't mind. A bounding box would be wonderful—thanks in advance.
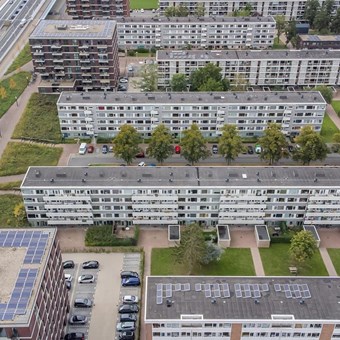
[119,331,135,340]
[74,298,92,308]
[78,274,95,284]
[65,274,72,282]
[82,260,99,269]
[255,144,262,154]
[120,314,137,322]
[66,280,71,290]
[120,271,139,279]
[87,145,94,153]
[135,150,145,158]
[174,145,181,154]
[63,260,74,269]
[122,295,139,304]
[138,161,146,167]
[102,145,108,154]
[119,77,128,83]
[64,333,85,340]
[247,145,254,154]
[116,322,136,332]
[118,84,127,92]
[109,145,114,153]
[119,304,139,314]
[69,315,88,325]
[122,277,140,287]
[212,145,218,154]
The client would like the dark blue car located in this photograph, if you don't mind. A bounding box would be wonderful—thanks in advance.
[122,277,141,287]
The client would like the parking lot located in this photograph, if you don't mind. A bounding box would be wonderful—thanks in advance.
[62,252,142,340]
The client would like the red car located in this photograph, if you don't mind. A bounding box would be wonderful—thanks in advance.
[174,145,181,154]
[87,145,94,153]
[135,150,145,158]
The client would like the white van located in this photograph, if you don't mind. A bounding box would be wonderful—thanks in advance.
[79,143,87,155]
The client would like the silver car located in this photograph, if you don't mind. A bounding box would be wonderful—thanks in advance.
[78,274,95,284]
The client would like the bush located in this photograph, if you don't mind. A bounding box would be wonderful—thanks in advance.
[96,137,113,144]
[204,230,217,243]
[270,235,293,243]
[85,225,139,247]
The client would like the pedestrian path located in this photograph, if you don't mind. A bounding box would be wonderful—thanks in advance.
[326,104,340,130]
[250,247,265,276]
[319,247,338,276]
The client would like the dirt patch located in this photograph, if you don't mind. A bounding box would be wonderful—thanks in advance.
[229,227,257,248]
[56,227,87,251]
[318,228,340,248]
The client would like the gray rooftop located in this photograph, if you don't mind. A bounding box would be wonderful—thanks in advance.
[299,34,340,42]
[117,15,275,24]
[22,166,340,188]
[145,276,340,322]
[157,49,340,60]
[57,91,325,105]
[255,225,270,240]
[30,20,116,39]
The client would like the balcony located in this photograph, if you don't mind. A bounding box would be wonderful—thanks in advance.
[80,59,91,64]
[51,45,62,49]
[33,51,44,56]
[79,51,90,57]
[53,59,64,63]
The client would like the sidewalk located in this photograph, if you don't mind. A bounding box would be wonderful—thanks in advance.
[1,61,33,81]
[319,247,338,276]
[326,104,340,130]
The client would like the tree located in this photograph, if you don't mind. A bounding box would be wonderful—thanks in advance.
[233,3,252,16]
[314,7,330,32]
[292,126,328,165]
[333,132,340,144]
[331,8,340,33]
[173,223,207,274]
[164,6,177,17]
[285,19,297,46]
[189,63,229,91]
[194,3,205,17]
[113,124,141,165]
[232,74,248,91]
[9,78,16,90]
[13,202,26,226]
[170,73,188,91]
[275,15,286,41]
[198,78,227,92]
[137,64,158,92]
[289,230,317,267]
[176,4,189,16]
[313,85,333,104]
[0,87,7,99]
[181,124,210,165]
[304,0,320,27]
[218,124,244,165]
[147,124,173,164]
[258,123,288,165]
[200,242,223,265]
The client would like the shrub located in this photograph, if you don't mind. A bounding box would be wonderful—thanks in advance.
[204,230,217,243]
[270,235,293,243]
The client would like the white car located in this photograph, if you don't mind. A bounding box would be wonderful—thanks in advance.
[138,162,146,167]
[119,78,128,83]
[123,295,139,304]
[65,274,72,282]
[78,274,95,284]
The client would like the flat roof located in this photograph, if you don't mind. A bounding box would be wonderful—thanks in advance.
[299,35,340,42]
[117,15,275,24]
[30,20,116,39]
[0,229,56,325]
[145,276,340,322]
[21,166,340,188]
[57,91,325,105]
[156,49,340,60]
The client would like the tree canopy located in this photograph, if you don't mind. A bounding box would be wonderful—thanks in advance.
[194,3,205,17]
[218,124,244,164]
[137,64,158,92]
[113,124,141,165]
[147,124,173,163]
[164,4,189,17]
[170,73,188,92]
[181,124,210,165]
[275,15,286,40]
[289,230,317,267]
[292,126,328,165]
[304,0,320,27]
[258,123,288,165]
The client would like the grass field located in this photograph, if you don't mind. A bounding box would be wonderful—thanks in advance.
[332,100,340,116]
[260,244,328,276]
[0,181,22,190]
[5,44,32,75]
[151,247,255,276]
[273,37,287,49]
[327,249,340,275]
[0,142,62,176]
[0,195,27,227]
[130,0,158,9]
[0,72,31,118]
[12,93,62,143]
[320,113,339,143]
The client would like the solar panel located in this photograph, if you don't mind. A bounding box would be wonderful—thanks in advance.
[174,283,181,291]
[157,290,162,298]
[195,283,201,291]
[221,283,230,298]
[261,283,269,292]
[283,284,290,292]
[204,285,212,298]
[235,283,241,291]
[274,284,281,292]
[294,290,301,299]
[156,283,162,292]
[244,290,251,298]
[165,284,172,298]
[213,283,221,298]
[301,284,308,291]
[285,290,292,298]
[292,284,299,291]
[302,290,311,299]
[235,290,242,298]
[156,296,163,304]
[253,290,261,298]
[183,283,190,291]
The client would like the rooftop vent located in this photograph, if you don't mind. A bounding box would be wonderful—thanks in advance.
[82,178,86,182]
[137,178,142,182]
[99,171,104,177]
[84,172,88,176]
[55,24,68,30]
[169,178,173,182]
[35,170,40,177]
[66,96,71,101]
[166,299,172,307]
[50,178,54,182]
[56,172,67,177]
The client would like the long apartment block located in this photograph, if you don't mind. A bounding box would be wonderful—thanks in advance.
[116,16,275,50]
[66,0,129,19]
[157,49,340,88]
[145,276,340,340]
[21,166,340,227]
[158,0,340,20]
[56,91,326,139]
[29,20,120,93]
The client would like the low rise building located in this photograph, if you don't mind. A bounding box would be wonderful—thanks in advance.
[0,229,68,339]
[156,49,340,88]
[21,166,340,227]
[297,35,340,49]
[145,276,340,340]
[116,16,275,50]
[56,91,326,139]
[29,20,120,93]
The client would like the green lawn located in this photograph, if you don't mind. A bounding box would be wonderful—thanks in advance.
[327,249,340,275]
[12,93,62,143]
[260,244,328,276]
[0,72,31,118]
[151,247,255,276]
[0,142,62,176]
[130,0,158,9]
[320,112,339,143]
[332,100,340,116]
[273,37,287,49]
[0,195,27,227]
[5,44,32,75]
[0,181,22,190]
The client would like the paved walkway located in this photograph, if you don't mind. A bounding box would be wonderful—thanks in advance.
[250,247,265,276]
[319,247,338,276]
[1,61,33,81]
[326,104,340,130]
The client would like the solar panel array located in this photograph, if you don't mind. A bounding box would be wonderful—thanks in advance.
[0,269,38,321]
[234,283,268,299]
[281,283,311,299]
[0,230,48,264]
[156,283,191,304]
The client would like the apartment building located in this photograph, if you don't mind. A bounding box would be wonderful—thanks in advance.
[0,229,69,339]
[157,49,340,88]
[66,0,129,19]
[56,91,326,138]
[297,35,340,49]
[21,166,340,227]
[158,0,340,20]
[116,16,275,50]
[29,20,120,93]
[145,276,340,340]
